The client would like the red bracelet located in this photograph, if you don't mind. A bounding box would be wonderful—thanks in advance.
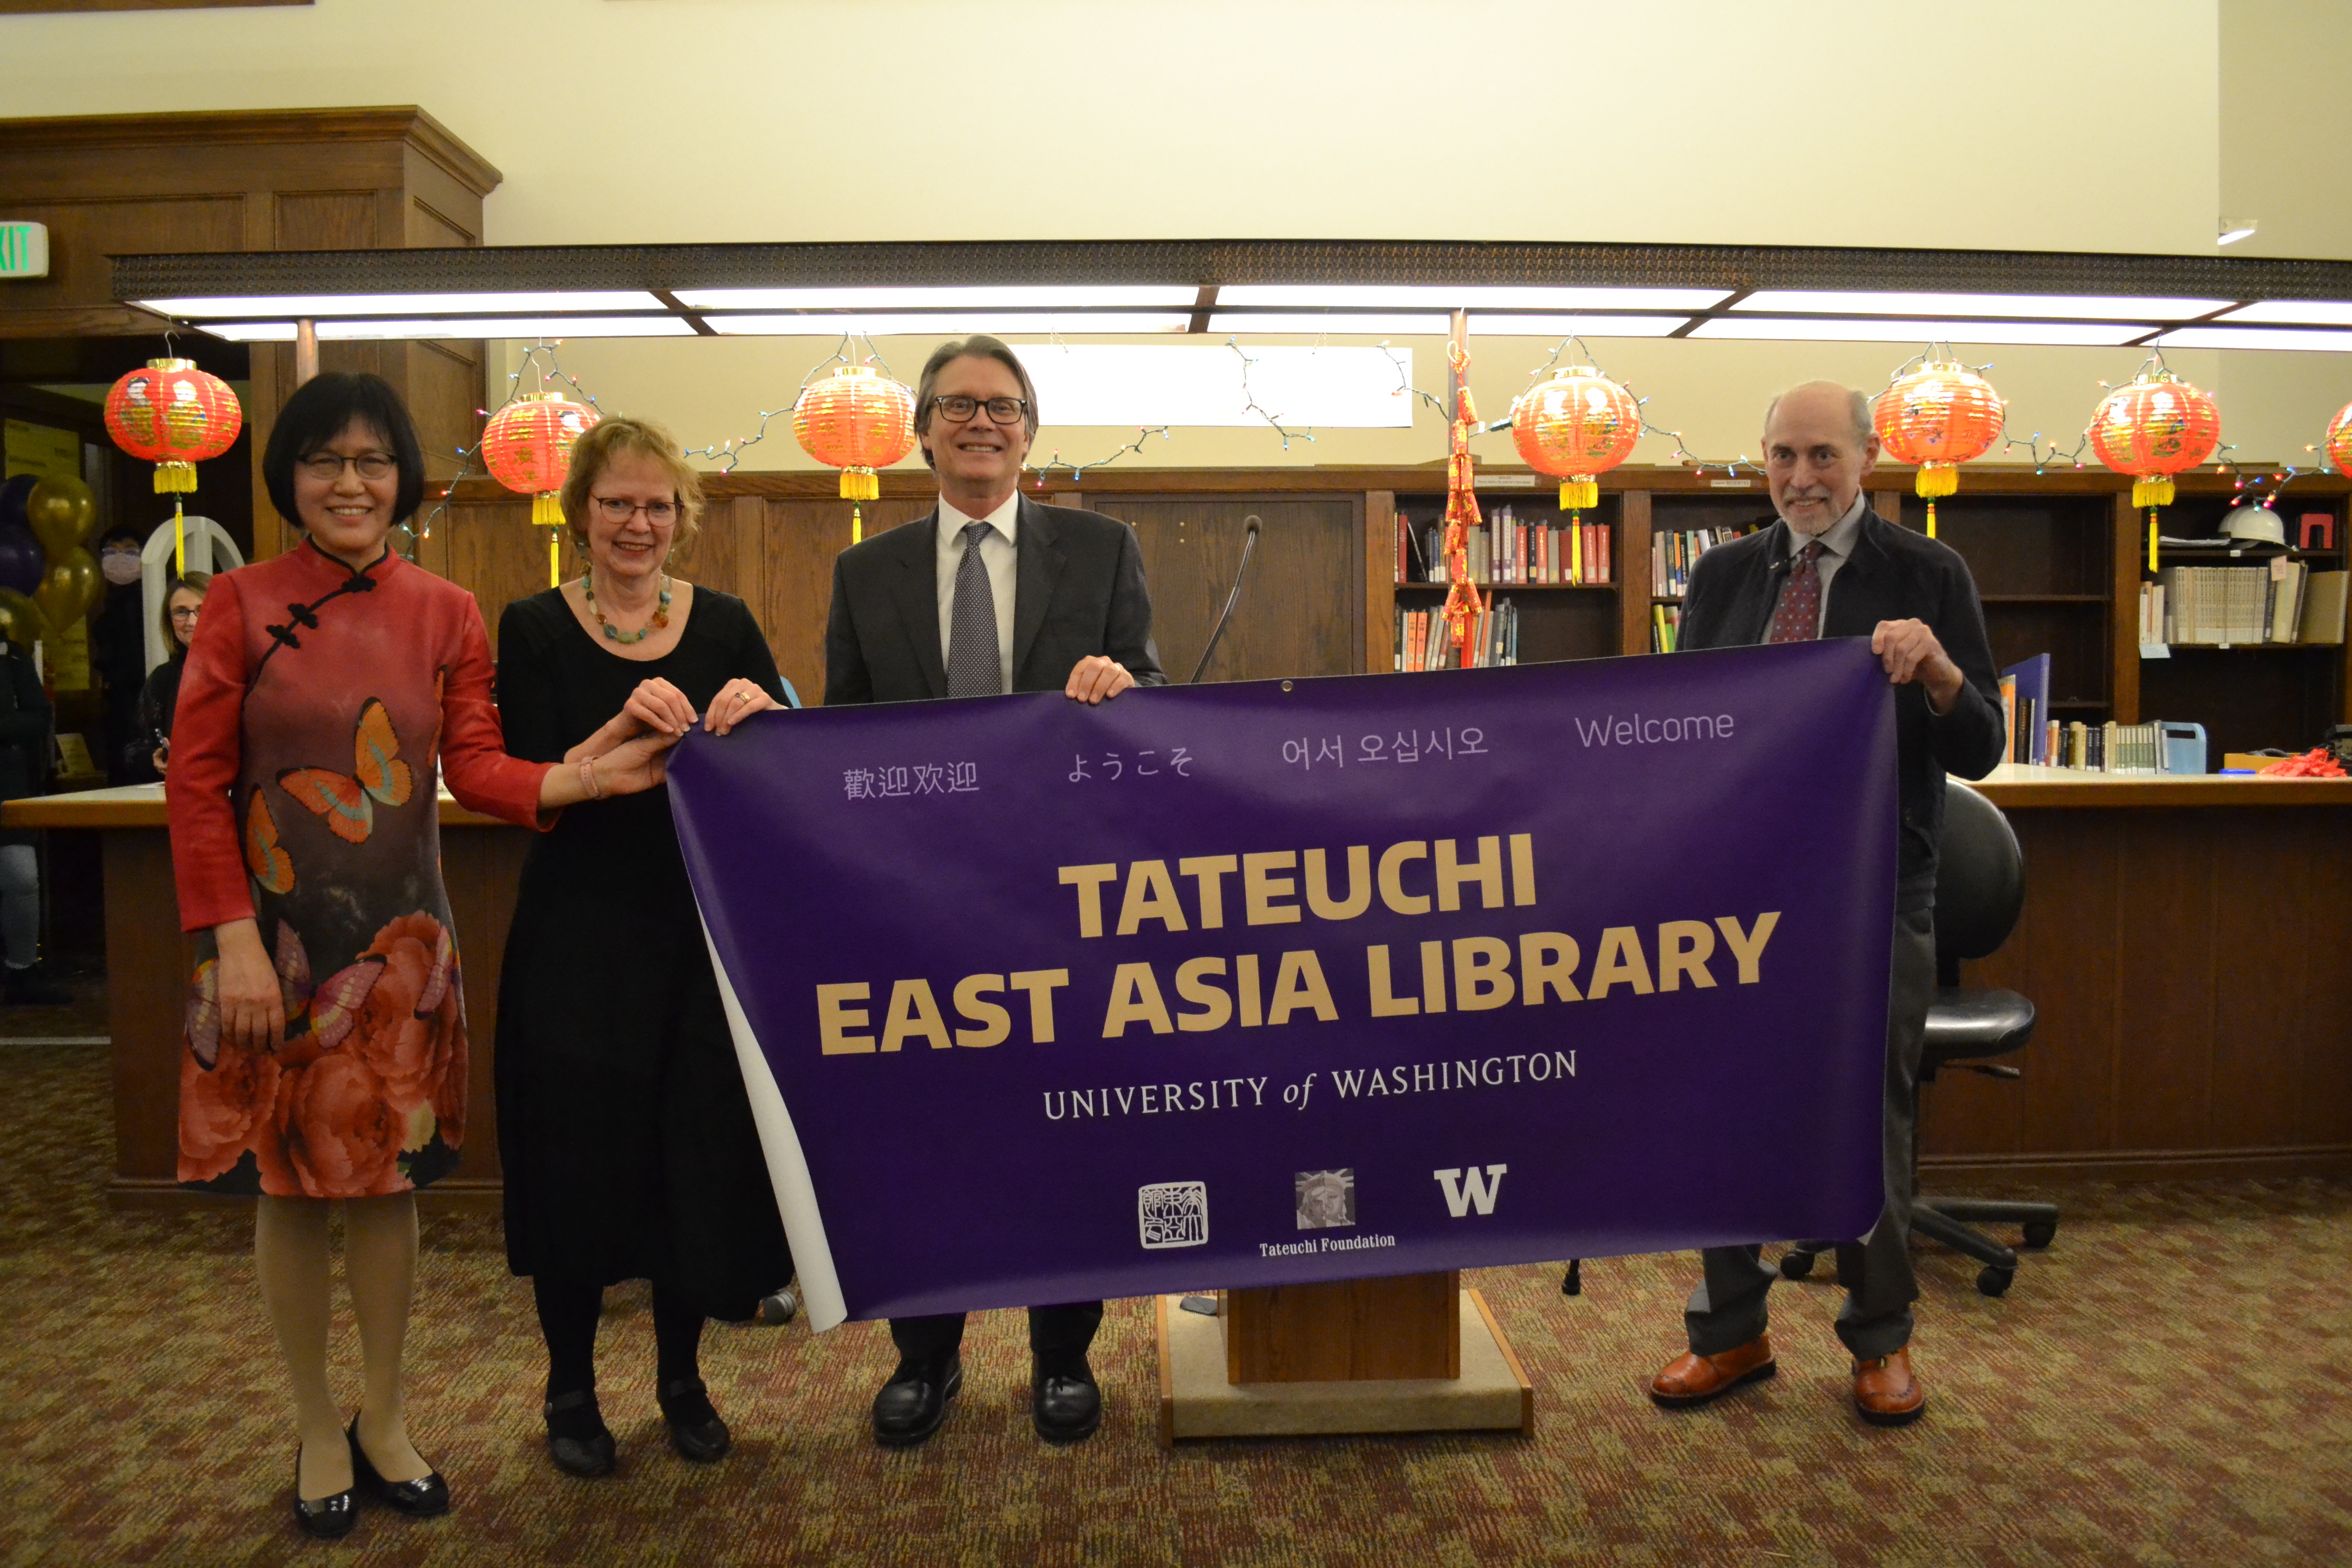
[578,758,603,800]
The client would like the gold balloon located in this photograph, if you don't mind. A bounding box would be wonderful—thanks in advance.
[24,475,97,557]
[34,548,99,630]
[0,588,49,650]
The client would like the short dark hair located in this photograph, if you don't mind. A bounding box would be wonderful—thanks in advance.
[913,336,1040,469]
[261,372,427,528]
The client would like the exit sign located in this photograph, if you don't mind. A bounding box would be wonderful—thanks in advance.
[0,224,50,279]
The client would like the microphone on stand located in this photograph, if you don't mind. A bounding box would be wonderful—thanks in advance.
[1189,514,1262,684]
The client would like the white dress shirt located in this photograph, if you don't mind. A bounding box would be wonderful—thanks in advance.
[935,493,1020,693]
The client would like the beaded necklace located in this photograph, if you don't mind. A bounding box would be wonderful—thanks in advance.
[584,572,672,644]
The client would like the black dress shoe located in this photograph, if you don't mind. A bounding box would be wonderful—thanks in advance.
[290,1442,357,1540]
[657,1377,731,1463]
[871,1354,962,1448]
[1032,1363,1102,1445]
[346,1416,449,1517]
[543,1389,616,1478]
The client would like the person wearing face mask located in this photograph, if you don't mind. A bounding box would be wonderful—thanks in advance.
[133,573,208,778]
[1643,381,2003,1430]
[165,372,679,1539]
[823,335,1166,1451]
[491,415,795,1481]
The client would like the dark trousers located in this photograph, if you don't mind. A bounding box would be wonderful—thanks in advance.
[890,1303,1104,1375]
[1684,906,1935,1362]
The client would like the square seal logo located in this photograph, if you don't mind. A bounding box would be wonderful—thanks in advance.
[1137,1181,1209,1249]
[1294,1169,1357,1230]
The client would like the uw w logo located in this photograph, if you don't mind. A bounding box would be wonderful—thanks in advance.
[1433,1164,1507,1217]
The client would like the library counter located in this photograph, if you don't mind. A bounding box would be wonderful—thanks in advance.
[13,772,2351,1206]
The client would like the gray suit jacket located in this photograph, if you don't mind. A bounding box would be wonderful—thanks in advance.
[823,494,1166,704]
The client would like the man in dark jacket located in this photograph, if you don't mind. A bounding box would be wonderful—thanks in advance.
[1647,381,2004,1428]
[824,335,1164,1452]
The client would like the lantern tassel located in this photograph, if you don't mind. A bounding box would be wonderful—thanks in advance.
[155,461,197,495]
[173,496,186,576]
[2132,477,2174,510]
[1559,478,1598,512]
[1914,464,1959,500]
[531,492,563,528]
[2148,512,2160,575]
[549,527,561,590]
[851,502,863,546]
[1925,501,1937,538]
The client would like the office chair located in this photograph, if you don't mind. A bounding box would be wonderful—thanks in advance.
[1779,778,2059,1297]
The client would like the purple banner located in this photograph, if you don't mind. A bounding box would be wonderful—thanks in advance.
[668,641,1896,1330]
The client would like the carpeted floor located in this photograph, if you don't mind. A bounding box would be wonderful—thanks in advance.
[3,1039,2349,1567]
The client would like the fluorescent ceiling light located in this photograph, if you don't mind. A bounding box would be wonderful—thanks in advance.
[140,291,663,317]
[1730,290,2228,321]
[1689,317,2148,346]
[2215,300,2352,326]
[1207,313,1452,336]
[679,286,1196,310]
[707,313,1189,337]
[1466,314,1686,337]
[1219,285,1730,310]
[206,316,695,341]
[2152,326,2352,352]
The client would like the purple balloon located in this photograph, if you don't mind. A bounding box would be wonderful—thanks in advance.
[0,475,33,535]
[0,525,45,598]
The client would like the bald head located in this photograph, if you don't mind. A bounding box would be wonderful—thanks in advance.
[1761,381,1879,535]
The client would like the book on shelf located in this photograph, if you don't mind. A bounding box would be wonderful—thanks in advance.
[1399,503,1614,587]
[2301,570,2347,645]
[2001,653,2050,765]
[2155,562,2343,646]
[2035,719,2167,773]
[1650,603,1679,654]
[1649,524,1757,599]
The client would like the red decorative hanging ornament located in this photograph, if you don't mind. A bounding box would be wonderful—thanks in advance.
[480,393,600,587]
[103,358,242,572]
[1871,361,2004,538]
[2325,399,2352,477]
[793,365,916,543]
[2087,367,2220,575]
[1510,365,1639,516]
[1439,338,1485,667]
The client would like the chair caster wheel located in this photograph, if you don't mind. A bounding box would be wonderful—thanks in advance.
[2021,1221,2056,1250]
[1778,1249,1817,1281]
[757,1289,799,1325]
[1976,1266,2014,1297]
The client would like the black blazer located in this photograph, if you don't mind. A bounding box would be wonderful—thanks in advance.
[823,495,1166,705]
[1679,508,2005,912]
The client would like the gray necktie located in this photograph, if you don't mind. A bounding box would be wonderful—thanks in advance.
[945,520,1003,697]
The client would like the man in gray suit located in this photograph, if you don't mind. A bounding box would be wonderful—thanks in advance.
[823,335,1165,1450]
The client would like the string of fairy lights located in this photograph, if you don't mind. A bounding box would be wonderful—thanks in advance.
[413,329,2347,550]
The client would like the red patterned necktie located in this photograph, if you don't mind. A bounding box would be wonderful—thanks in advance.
[1765,540,1825,644]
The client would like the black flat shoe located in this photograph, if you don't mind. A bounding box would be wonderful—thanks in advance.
[543,1389,616,1478]
[657,1376,731,1463]
[871,1354,962,1448]
[346,1416,449,1517]
[1032,1363,1102,1445]
[290,1442,357,1540]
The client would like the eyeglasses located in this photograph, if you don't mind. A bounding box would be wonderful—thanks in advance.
[930,394,1028,425]
[592,497,679,525]
[298,452,397,481]
[168,605,204,621]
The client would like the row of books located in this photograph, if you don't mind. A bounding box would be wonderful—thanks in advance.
[1650,525,1758,600]
[1397,507,1613,585]
[2142,564,2347,647]
[1394,599,1522,671]
[1650,603,1681,654]
[2042,719,2171,772]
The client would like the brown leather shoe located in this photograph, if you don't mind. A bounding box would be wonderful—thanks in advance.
[1649,1334,1776,1407]
[1852,1348,1926,1427]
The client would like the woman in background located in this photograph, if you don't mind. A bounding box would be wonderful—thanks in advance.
[166,372,676,1539]
[136,572,208,777]
[495,415,793,1479]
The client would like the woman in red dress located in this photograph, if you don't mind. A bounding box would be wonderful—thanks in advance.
[167,373,675,1539]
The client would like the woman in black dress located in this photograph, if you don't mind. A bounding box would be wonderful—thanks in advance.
[495,415,793,1478]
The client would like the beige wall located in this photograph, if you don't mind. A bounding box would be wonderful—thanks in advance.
[2221,0,2352,260]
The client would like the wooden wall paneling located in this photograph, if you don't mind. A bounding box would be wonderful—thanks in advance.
[272,189,381,249]
[1088,495,1360,687]
[1618,489,1653,655]
[2112,493,2142,724]
[1365,490,1396,674]
[0,196,245,330]
[2110,809,2218,1149]
[103,828,186,1192]
[439,824,529,1187]
[401,339,487,483]
[446,493,557,657]
[2305,848,2352,1145]
[761,499,927,705]
[2210,812,2317,1147]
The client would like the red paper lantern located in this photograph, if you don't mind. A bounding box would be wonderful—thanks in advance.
[794,365,915,502]
[480,393,599,527]
[104,358,242,494]
[1872,362,2004,536]
[2088,370,2220,511]
[2326,400,2352,476]
[1510,366,1640,512]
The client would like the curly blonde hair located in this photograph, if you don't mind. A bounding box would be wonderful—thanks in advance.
[558,415,705,556]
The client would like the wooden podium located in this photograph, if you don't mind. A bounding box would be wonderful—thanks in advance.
[1156,1270,1533,1443]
